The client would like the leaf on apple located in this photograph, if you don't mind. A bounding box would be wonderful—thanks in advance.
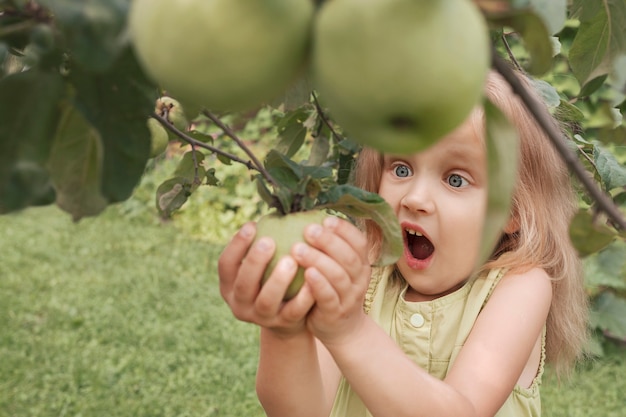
[317,184,403,267]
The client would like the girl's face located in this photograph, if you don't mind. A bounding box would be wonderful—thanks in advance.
[378,113,488,302]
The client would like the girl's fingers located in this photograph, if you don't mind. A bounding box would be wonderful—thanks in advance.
[230,236,276,304]
[319,216,370,264]
[305,267,341,309]
[296,219,369,287]
[293,242,354,298]
[278,282,315,323]
[217,222,256,288]
[254,255,298,317]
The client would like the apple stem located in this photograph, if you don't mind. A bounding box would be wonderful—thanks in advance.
[492,51,626,230]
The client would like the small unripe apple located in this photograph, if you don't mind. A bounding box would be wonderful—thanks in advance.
[255,210,328,300]
[147,118,169,158]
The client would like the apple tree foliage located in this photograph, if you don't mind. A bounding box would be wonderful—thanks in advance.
[1,0,625,352]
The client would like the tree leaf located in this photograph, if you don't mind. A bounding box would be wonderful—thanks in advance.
[47,102,108,221]
[275,108,309,158]
[265,150,333,182]
[569,209,616,257]
[480,99,519,265]
[530,78,561,108]
[593,142,626,191]
[174,150,206,191]
[269,74,312,111]
[0,70,64,213]
[307,133,331,167]
[555,99,586,123]
[590,291,626,340]
[569,0,626,90]
[155,177,192,218]
[69,48,156,203]
[583,241,626,295]
[39,0,130,72]
[317,184,402,266]
[487,8,554,75]
[529,0,567,35]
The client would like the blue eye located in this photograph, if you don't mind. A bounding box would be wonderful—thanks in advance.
[393,164,412,178]
[447,174,468,188]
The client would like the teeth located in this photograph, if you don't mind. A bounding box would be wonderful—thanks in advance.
[405,228,423,236]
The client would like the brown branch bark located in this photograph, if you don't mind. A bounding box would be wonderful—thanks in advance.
[151,112,257,171]
[492,52,626,230]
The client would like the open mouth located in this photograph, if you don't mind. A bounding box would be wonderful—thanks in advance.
[405,228,435,260]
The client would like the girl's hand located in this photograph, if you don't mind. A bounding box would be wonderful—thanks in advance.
[292,216,372,346]
[217,222,315,337]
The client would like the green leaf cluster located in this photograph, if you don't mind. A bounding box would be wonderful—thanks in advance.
[0,0,157,220]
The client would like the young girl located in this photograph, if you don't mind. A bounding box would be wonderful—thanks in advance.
[217,70,588,417]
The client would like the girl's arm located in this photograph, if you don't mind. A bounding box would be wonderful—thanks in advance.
[217,222,341,417]
[257,331,342,417]
[296,218,552,417]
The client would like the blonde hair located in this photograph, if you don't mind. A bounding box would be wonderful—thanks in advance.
[352,70,588,375]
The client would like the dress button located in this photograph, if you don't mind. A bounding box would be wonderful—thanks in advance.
[410,313,425,328]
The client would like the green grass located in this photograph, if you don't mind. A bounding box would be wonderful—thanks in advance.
[1,206,624,417]
[0,206,264,417]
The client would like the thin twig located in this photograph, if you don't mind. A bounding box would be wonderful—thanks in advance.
[202,110,278,188]
[492,52,626,230]
[161,107,200,184]
[312,91,345,142]
[151,112,257,171]
[500,34,524,72]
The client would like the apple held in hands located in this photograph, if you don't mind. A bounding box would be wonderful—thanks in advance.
[312,0,490,154]
[129,0,314,112]
[255,210,328,301]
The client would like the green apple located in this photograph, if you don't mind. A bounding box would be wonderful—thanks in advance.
[156,96,189,132]
[129,0,314,112]
[147,118,169,158]
[255,210,328,300]
[312,0,490,154]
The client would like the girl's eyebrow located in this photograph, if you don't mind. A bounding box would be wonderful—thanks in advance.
[443,142,484,163]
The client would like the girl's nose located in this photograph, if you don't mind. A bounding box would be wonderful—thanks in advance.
[401,181,436,214]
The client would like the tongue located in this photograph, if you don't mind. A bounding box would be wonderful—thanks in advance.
[410,236,434,260]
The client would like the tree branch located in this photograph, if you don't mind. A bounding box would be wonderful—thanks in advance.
[151,112,257,171]
[202,110,278,188]
[492,52,626,230]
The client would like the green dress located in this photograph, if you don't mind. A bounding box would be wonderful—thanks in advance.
[329,266,544,417]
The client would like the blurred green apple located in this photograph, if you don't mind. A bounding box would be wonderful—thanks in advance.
[147,118,169,158]
[129,0,314,112]
[313,0,490,154]
[255,210,328,300]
